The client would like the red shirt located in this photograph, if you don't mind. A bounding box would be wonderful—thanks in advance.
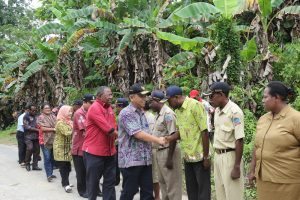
[82,99,117,156]
[72,107,87,156]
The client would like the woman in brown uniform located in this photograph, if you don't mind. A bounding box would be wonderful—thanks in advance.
[249,81,300,200]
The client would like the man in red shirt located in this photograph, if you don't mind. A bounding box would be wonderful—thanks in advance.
[72,94,95,198]
[82,86,117,200]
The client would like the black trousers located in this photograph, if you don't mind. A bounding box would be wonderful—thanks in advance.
[16,131,26,164]
[24,138,40,167]
[184,161,211,200]
[120,165,154,200]
[73,155,86,195]
[84,152,116,200]
[56,161,71,187]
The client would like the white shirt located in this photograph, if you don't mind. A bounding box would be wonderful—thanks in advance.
[17,113,26,132]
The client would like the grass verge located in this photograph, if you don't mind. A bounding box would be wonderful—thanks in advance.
[0,124,17,145]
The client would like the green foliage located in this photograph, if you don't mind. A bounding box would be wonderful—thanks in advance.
[215,17,242,84]
[241,38,257,62]
[243,109,257,163]
[279,5,300,15]
[213,0,241,18]
[258,0,272,19]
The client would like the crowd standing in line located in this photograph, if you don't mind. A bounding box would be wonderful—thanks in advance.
[14,80,300,200]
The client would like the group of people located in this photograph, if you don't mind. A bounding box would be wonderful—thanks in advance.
[15,81,300,200]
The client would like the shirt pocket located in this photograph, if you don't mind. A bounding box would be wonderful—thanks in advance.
[220,125,234,142]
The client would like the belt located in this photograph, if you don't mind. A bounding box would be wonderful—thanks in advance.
[157,147,169,151]
[215,148,235,154]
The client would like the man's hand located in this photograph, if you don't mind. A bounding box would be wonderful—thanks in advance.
[165,158,173,170]
[109,130,118,137]
[231,165,241,179]
[247,171,256,187]
[157,137,167,145]
[203,158,210,170]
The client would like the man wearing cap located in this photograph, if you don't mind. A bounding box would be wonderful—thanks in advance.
[206,82,244,200]
[82,86,117,200]
[72,94,95,198]
[149,90,182,200]
[118,83,166,200]
[165,85,210,200]
[73,100,83,113]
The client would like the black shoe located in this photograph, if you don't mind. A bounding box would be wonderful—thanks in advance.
[32,167,42,170]
[38,155,42,161]
[97,192,103,197]
[50,175,57,178]
[47,176,53,182]
[80,193,88,198]
[26,164,31,171]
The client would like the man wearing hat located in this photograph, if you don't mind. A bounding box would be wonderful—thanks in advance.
[165,85,210,200]
[72,94,95,198]
[73,100,83,113]
[205,82,244,200]
[149,90,182,200]
[118,83,166,200]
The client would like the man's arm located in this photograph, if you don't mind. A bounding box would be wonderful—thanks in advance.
[202,130,210,169]
[89,107,115,134]
[23,115,39,132]
[134,131,165,145]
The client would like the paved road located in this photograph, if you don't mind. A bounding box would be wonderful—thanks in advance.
[0,144,188,200]
[0,144,135,200]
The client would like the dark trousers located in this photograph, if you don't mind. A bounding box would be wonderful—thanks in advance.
[41,145,54,177]
[84,152,116,200]
[120,165,154,200]
[56,161,71,187]
[116,146,120,185]
[16,131,26,164]
[24,138,40,167]
[184,161,211,200]
[73,155,86,196]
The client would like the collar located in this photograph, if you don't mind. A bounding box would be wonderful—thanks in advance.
[181,96,189,109]
[129,103,144,114]
[158,104,167,116]
[219,100,232,114]
[96,99,110,108]
[80,106,87,114]
[271,105,290,120]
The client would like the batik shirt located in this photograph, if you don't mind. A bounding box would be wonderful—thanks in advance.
[118,104,152,168]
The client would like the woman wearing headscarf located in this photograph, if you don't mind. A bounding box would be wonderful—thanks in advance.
[248,81,300,199]
[37,103,56,182]
[53,105,73,193]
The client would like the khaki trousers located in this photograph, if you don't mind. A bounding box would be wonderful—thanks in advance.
[214,151,244,200]
[153,146,182,200]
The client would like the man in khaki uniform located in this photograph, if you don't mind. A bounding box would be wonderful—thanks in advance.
[205,82,244,200]
[149,90,182,200]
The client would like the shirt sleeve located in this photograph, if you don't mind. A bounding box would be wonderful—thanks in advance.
[120,111,142,136]
[232,111,245,140]
[293,114,300,141]
[89,107,115,134]
[73,112,85,131]
[192,101,208,132]
[23,114,31,131]
[164,113,177,135]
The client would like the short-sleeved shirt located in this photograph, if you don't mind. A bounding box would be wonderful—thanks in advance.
[118,104,152,168]
[255,105,300,184]
[175,97,208,162]
[72,107,87,156]
[152,104,177,149]
[213,100,245,149]
[17,113,26,132]
[145,111,155,133]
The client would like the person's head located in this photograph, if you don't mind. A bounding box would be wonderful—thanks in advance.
[72,100,83,113]
[205,82,230,108]
[149,90,167,112]
[56,105,73,122]
[128,83,150,109]
[97,86,113,105]
[166,85,184,109]
[28,104,37,116]
[82,94,96,111]
[262,81,293,112]
[41,103,52,115]
[115,98,129,114]
[189,90,200,100]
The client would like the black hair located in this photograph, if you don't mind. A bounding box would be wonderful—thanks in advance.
[267,81,294,101]
[41,102,51,109]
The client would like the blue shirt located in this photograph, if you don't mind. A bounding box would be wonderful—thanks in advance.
[118,104,152,168]
[17,113,26,132]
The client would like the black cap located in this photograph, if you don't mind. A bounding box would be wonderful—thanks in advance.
[166,85,182,98]
[204,82,231,95]
[150,90,167,103]
[116,98,129,108]
[129,83,150,95]
[73,100,83,106]
[83,94,96,102]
